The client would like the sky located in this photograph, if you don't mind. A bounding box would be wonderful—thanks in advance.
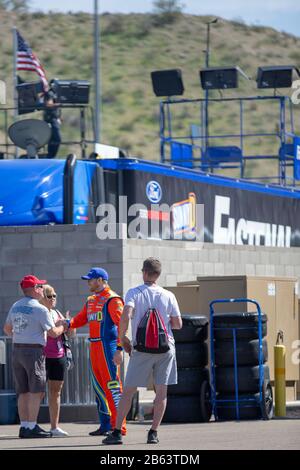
[29,0,300,37]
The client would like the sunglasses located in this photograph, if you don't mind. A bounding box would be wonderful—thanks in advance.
[35,284,44,289]
[46,294,57,299]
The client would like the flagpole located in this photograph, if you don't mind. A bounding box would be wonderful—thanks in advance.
[12,26,18,158]
[94,0,101,144]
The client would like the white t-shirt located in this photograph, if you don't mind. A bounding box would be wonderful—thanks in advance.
[125,284,181,345]
[6,297,55,346]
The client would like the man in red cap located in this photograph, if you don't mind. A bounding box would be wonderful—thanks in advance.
[4,275,66,439]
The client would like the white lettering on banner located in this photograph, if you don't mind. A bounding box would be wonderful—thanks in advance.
[213,195,291,247]
[291,80,300,105]
[213,195,230,244]
[291,340,300,366]
[297,145,300,160]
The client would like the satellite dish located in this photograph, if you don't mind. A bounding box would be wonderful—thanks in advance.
[8,119,51,158]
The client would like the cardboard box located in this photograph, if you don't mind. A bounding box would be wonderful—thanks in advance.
[297,299,300,399]
[166,276,299,383]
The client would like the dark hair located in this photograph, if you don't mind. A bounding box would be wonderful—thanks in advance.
[142,258,162,276]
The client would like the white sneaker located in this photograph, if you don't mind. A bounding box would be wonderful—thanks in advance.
[50,427,69,437]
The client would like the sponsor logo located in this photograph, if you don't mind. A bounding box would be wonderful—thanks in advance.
[87,313,97,322]
[171,192,197,239]
[75,205,89,221]
[0,206,3,214]
[87,311,102,322]
[213,195,291,247]
[134,193,198,240]
[97,311,103,322]
[146,181,162,203]
[107,380,120,390]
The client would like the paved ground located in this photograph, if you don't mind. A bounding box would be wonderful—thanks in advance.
[1,418,300,450]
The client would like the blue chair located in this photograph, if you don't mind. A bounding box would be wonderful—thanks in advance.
[201,146,243,175]
[170,141,194,168]
[279,143,294,161]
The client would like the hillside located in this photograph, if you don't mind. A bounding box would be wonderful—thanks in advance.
[0,11,300,177]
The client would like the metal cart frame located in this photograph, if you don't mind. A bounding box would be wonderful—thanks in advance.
[209,298,265,421]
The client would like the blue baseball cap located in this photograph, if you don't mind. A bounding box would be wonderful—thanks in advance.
[81,267,109,281]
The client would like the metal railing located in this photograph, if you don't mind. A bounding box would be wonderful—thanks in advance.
[0,105,96,160]
[0,335,95,405]
[159,95,299,186]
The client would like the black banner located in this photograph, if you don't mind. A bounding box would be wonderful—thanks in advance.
[123,170,300,247]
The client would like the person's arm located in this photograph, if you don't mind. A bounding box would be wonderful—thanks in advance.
[3,322,13,337]
[119,305,133,353]
[169,294,183,330]
[46,97,55,107]
[3,309,13,336]
[170,316,183,330]
[40,307,66,338]
[107,298,124,327]
[55,310,76,337]
[119,288,136,354]
[64,310,76,337]
[108,297,124,365]
[108,297,124,344]
[113,304,133,365]
[47,324,65,338]
[69,303,88,329]
[119,305,132,340]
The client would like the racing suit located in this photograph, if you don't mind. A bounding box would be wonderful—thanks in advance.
[70,286,126,435]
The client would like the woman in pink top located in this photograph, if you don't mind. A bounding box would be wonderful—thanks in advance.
[40,284,73,437]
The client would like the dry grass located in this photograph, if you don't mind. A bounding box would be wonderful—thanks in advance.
[0,12,299,176]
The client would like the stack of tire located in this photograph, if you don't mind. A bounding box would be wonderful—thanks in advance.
[163,315,212,423]
[213,312,273,420]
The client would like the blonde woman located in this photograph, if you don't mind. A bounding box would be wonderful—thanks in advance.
[40,284,73,437]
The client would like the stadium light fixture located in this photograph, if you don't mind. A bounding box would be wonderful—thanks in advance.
[256,65,300,89]
[151,69,184,97]
[199,66,249,90]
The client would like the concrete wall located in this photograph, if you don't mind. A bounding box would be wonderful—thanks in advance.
[122,238,300,292]
[1,223,300,332]
[0,225,123,332]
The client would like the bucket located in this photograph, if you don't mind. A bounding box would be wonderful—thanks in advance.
[0,390,17,425]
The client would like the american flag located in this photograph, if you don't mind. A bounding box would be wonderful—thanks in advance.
[16,30,49,91]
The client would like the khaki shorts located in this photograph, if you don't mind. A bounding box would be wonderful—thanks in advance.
[124,342,177,388]
[12,345,46,394]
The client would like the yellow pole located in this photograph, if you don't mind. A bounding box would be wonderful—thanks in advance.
[274,331,286,417]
